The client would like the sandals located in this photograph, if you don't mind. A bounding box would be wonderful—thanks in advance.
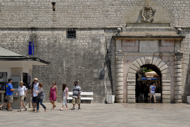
[7,109,13,111]
[31,109,35,111]
[60,108,63,111]
[17,109,21,112]
[24,108,27,111]
[71,107,75,110]
[51,105,56,110]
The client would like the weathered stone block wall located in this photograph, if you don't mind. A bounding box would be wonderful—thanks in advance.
[0,0,190,103]
[0,29,115,103]
[0,0,189,28]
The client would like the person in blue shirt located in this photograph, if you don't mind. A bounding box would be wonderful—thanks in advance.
[150,82,156,103]
[6,79,15,111]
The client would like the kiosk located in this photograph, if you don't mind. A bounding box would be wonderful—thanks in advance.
[0,47,49,108]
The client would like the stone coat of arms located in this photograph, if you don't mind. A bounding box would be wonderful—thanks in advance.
[141,4,156,23]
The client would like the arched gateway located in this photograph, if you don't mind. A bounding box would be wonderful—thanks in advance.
[115,55,173,103]
[112,0,185,104]
[126,56,171,103]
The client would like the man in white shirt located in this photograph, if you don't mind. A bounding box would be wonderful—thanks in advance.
[31,78,39,111]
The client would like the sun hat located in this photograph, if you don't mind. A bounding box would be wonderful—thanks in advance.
[19,81,24,84]
[34,78,38,81]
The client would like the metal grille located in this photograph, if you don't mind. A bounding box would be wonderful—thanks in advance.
[67,30,76,39]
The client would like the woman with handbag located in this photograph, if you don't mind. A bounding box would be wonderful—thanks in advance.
[33,83,46,113]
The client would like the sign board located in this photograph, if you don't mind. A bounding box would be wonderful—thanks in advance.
[139,41,159,52]
[141,77,159,80]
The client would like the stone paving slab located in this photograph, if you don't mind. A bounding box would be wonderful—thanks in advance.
[0,103,190,127]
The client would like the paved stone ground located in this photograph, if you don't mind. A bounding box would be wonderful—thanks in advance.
[0,103,190,127]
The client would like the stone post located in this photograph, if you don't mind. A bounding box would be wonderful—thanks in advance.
[115,55,124,103]
[174,51,183,103]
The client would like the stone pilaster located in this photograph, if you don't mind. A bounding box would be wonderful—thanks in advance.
[174,52,183,103]
[115,55,124,103]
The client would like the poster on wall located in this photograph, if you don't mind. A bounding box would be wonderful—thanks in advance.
[0,72,4,82]
[3,72,7,76]
[0,72,7,82]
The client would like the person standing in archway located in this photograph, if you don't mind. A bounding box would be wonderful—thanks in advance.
[150,82,156,103]
[143,83,149,102]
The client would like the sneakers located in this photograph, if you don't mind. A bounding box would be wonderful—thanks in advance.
[71,107,81,110]
[71,107,75,110]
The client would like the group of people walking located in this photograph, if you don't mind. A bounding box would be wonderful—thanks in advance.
[0,78,82,112]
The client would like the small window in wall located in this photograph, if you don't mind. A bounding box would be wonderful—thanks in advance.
[28,42,34,55]
[52,2,56,11]
[67,29,76,39]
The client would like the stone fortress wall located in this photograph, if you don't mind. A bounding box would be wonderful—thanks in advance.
[0,0,190,102]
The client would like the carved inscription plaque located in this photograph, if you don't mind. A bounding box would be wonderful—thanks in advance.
[139,41,158,52]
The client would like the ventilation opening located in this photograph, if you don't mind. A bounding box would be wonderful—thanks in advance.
[52,2,56,11]
[67,29,76,39]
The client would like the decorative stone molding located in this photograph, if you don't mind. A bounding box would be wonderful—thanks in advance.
[174,51,183,103]
[127,56,171,103]
[115,56,124,103]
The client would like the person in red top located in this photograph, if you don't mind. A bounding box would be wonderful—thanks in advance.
[49,81,58,110]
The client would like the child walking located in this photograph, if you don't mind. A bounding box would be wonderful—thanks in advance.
[60,84,68,111]
[16,81,27,112]
[33,83,46,113]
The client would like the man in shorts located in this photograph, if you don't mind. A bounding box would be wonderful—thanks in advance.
[150,82,156,103]
[71,81,81,110]
[31,78,39,111]
[6,79,15,111]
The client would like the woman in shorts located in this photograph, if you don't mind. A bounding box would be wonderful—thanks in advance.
[16,81,27,112]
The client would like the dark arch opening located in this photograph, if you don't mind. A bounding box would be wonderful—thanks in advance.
[136,64,162,103]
